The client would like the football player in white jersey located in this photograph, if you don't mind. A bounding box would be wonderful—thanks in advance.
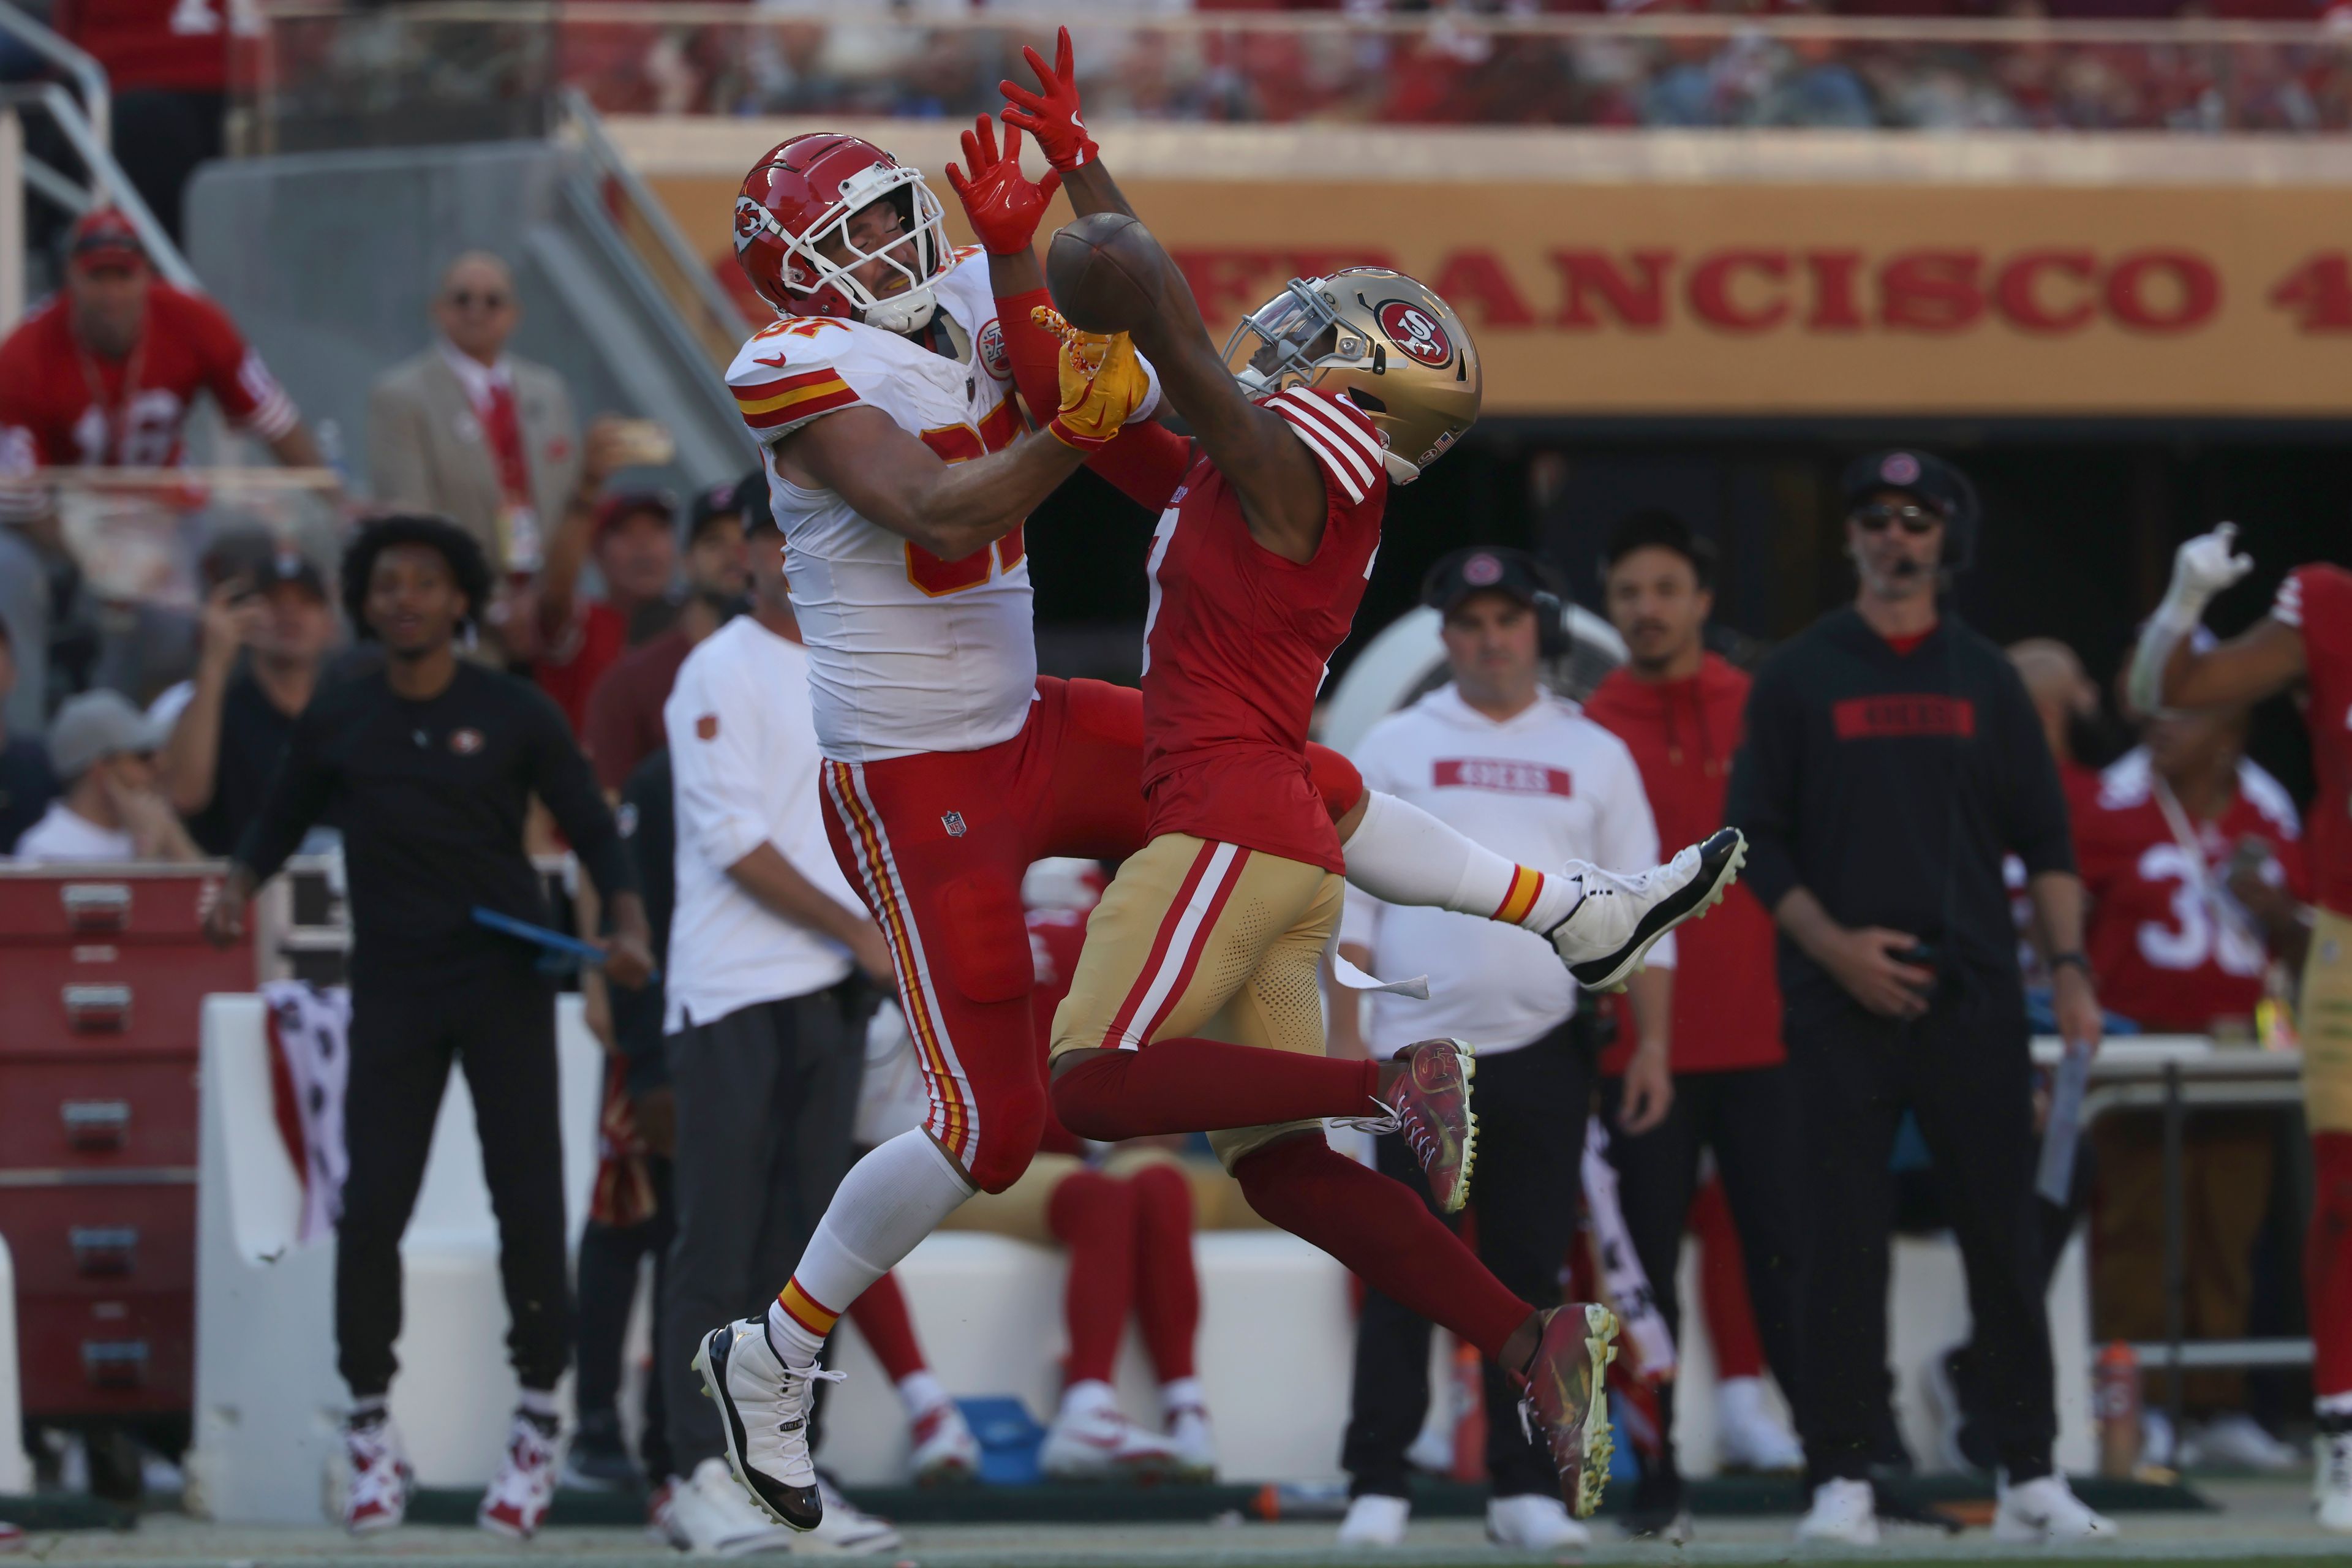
[695,129,1739,1533]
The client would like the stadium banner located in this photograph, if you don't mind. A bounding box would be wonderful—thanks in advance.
[620,121,2352,419]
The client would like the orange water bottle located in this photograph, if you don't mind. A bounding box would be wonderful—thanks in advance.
[2094,1341,2142,1477]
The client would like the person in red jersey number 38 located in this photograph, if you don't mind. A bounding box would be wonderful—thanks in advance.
[2127,527,2352,1532]
[688,59,1735,1539]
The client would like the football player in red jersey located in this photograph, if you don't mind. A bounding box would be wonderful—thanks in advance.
[2128,525,2352,1531]
[0,209,325,531]
[936,30,1746,1519]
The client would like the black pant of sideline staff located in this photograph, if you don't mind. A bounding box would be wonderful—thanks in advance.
[575,1157,675,1482]
[1601,1063,1806,1512]
[662,985,864,1476]
[1343,1022,1590,1501]
[1790,980,2055,1486]
[337,961,571,1398]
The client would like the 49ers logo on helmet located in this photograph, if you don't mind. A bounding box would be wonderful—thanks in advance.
[1377,300,1453,368]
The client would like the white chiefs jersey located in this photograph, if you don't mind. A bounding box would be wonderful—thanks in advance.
[728,246,1033,763]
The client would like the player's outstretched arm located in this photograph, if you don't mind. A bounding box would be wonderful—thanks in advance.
[1003,30,1327,561]
[779,404,1082,563]
[2125,524,2305,712]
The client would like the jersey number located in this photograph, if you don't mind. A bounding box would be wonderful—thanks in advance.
[2135,843,2266,978]
[905,407,1023,597]
[1138,503,1180,676]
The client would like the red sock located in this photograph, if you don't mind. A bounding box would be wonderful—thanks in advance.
[845,1270,927,1384]
[1052,1041,1380,1140]
[1048,1168,1138,1387]
[1694,1178,1765,1382]
[1128,1163,1199,1382]
[1234,1135,1531,1360]
[2311,1131,2352,1403]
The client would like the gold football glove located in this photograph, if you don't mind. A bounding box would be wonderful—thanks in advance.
[1034,306,1150,450]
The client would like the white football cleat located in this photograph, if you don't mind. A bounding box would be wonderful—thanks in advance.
[2316,1428,2352,1533]
[1794,1477,1879,1545]
[811,1474,901,1554]
[2182,1412,2299,1471]
[1166,1402,1218,1481]
[908,1398,981,1484]
[1547,829,1745,992]
[1039,1385,1179,1479]
[1336,1492,1410,1547]
[1717,1376,1806,1473]
[338,1411,412,1534]
[693,1316,845,1531]
[660,1458,796,1556]
[1486,1491,1590,1549]
[1992,1472,2119,1544]
[476,1411,559,1539]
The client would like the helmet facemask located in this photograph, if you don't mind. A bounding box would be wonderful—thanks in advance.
[766,162,949,334]
[1222,279,1351,398]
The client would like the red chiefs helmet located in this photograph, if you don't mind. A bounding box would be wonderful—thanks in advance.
[733,133,950,333]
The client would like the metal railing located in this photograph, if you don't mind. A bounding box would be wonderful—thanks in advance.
[0,0,109,148]
[239,2,2352,138]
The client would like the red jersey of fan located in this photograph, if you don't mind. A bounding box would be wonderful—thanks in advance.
[1138,388,1390,875]
[54,0,258,93]
[2075,748,2308,1033]
[0,283,298,486]
[2275,564,2352,919]
[1027,906,1089,1158]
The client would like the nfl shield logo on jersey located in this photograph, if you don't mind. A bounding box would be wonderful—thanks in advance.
[941,811,967,838]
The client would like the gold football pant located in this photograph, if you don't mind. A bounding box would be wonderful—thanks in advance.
[1050,832,1343,1170]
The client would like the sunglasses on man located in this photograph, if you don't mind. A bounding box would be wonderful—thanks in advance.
[1853,501,1943,537]
[445,290,510,312]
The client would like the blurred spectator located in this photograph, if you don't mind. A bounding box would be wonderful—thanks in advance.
[2077,707,2309,1471]
[13,688,197,861]
[536,486,680,737]
[0,209,322,521]
[368,254,584,585]
[581,478,753,794]
[0,519,45,736]
[2008,637,2107,804]
[0,618,58,853]
[1331,547,1668,1553]
[657,503,894,1556]
[149,536,337,855]
[53,0,254,242]
[1585,511,1807,1532]
[203,514,652,1539]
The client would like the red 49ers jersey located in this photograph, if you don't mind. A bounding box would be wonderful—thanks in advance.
[2275,564,2352,919]
[0,283,297,520]
[2075,747,2308,1033]
[1139,387,1389,874]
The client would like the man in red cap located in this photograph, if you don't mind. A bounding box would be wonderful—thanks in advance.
[0,208,325,532]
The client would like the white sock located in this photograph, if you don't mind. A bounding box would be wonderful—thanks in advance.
[1060,1379,1117,1419]
[767,1130,974,1365]
[898,1370,951,1420]
[2319,1390,2352,1418]
[1341,789,1580,932]
[1161,1376,1206,1417]
[516,1387,559,1420]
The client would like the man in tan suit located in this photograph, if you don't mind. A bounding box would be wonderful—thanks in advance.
[368,253,585,578]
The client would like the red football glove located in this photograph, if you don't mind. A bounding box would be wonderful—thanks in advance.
[999,26,1098,172]
[943,115,1061,257]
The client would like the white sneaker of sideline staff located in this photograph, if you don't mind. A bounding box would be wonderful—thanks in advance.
[1486,1492,1589,1549]
[1039,1381,1178,1478]
[1793,1477,1878,1545]
[662,1458,795,1556]
[475,1411,560,1539]
[2315,1428,2352,1533]
[1991,1472,2120,1544]
[1717,1375,1805,1473]
[907,1396,982,1484]
[1336,1492,1409,1547]
[811,1475,901,1553]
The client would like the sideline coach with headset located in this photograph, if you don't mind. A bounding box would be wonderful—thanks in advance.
[1724,453,2116,1545]
[1327,547,1676,1551]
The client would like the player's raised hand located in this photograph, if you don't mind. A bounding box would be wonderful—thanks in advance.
[2168,522,2256,608]
[1033,306,1148,450]
[1000,26,1098,172]
[944,115,1061,257]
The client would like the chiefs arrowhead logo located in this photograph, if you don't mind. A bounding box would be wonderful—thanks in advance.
[733,195,770,252]
[448,728,484,755]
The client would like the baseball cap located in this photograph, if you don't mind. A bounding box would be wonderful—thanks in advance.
[67,208,146,273]
[731,468,775,535]
[685,483,745,547]
[203,532,329,600]
[1420,546,1554,616]
[47,690,165,778]
[595,489,676,542]
[1840,449,1972,524]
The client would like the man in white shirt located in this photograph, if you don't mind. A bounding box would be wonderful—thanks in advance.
[1330,548,1674,1553]
[14,689,199,863]
[655,512,898,1556]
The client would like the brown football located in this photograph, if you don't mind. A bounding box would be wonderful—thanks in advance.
[1046,211,1164,334]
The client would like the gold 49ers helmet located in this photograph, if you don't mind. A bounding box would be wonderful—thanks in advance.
[1220,267,1481,485]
